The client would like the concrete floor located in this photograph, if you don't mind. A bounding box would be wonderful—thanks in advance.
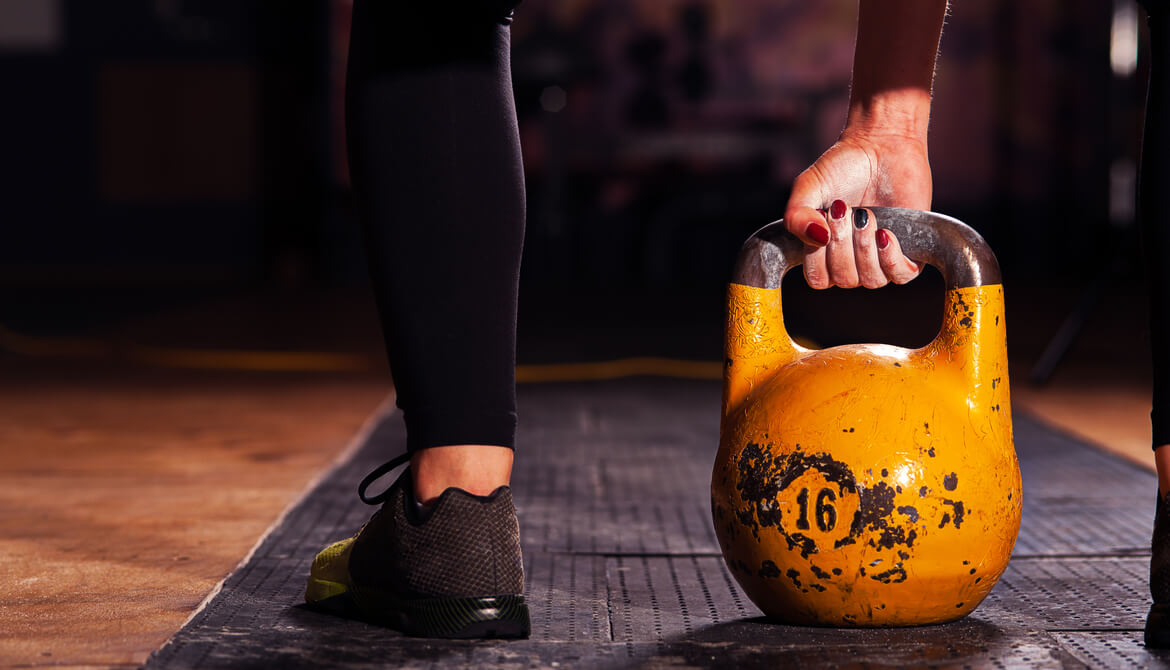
[0,281,1156,668]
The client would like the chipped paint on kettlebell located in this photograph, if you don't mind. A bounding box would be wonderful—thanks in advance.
[712,282,1021,627]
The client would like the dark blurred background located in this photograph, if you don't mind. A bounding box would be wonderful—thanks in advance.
[0,0,1152,371]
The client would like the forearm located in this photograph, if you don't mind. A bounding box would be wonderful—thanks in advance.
[846,0,948,140]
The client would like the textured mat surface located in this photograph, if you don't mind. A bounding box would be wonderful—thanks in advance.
[145,379,1170,669]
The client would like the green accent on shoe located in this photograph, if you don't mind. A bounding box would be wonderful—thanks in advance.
[305,537,355,604]
[305,577,349,603]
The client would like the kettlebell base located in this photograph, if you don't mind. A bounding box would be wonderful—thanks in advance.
[762,614,972,629]
[745,579,992,628]
[758,606,978,629]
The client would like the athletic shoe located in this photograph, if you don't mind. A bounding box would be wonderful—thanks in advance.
[305,453,530,638]
[1147,491,1170,647]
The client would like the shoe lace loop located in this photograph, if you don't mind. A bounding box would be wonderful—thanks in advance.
[357,452,411,505]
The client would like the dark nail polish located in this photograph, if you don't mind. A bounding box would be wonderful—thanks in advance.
[830,199,847,219]
[853,209,869,229]
[806,222,830,245]
[876,228,890,249]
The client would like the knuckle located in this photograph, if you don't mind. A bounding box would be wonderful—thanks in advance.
[804,267,828,289]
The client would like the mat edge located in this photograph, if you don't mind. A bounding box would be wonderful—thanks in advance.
[145,392,399,662]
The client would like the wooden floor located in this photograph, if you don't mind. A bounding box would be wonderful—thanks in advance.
[0,283,1156,668]
[0,361,390,668]
[1015,370,1154,471]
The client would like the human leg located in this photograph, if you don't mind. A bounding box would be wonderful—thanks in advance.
[346,0,526,501]
[305,0,529,638]
[1141,0,1170,469]
[1137,0,1170,647]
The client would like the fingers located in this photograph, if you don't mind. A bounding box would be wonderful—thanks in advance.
[788,201,922,289]
[782,205,833,290]
[824,199,860,289]
[782,168,834,288]
[850,208,887,289]
[875,226,922,285]
[803,238,830,290]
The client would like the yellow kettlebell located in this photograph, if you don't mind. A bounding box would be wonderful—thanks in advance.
[711,208,1021,627]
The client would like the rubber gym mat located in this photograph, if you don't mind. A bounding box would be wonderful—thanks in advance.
[145,378,1170,669]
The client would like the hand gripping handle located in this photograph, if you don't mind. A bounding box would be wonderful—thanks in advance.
[731,208,1001,290]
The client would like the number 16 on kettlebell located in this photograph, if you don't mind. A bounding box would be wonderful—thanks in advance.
[711,208,1021,627]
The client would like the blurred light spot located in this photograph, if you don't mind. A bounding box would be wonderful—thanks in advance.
[1111,0,1139,77]
[540,86,567,113]
[1110,158,1137,226]
[0,0,61,51]
[154,0,180,19]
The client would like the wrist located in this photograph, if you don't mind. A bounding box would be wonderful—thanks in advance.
[844,87,932,142]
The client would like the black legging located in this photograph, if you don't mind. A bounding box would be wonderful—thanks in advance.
[347,1,525,452]
[1141,1,1170,448]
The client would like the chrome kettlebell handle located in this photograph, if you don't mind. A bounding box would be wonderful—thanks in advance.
[731,208,1001,290]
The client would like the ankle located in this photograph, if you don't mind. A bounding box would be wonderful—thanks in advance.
[411,444,514,504]
[1157,444,1170,498]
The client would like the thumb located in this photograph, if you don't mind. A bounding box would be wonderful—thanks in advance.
[784,172,830,247]
[785,206,830,248]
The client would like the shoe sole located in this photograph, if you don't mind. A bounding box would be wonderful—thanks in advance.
[306,563,530,639]
[353,589,531,639]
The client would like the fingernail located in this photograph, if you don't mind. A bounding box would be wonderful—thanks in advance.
[853,209,869,230]
[806,222,830,245]
[876,228,890,249]
[830,199,847,219]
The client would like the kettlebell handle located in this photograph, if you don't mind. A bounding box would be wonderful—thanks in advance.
[731,208,1001,290]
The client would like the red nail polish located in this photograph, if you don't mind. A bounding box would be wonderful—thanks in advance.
[876,228,890,249]
[830,199,847,219]
[806,222,830,245]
